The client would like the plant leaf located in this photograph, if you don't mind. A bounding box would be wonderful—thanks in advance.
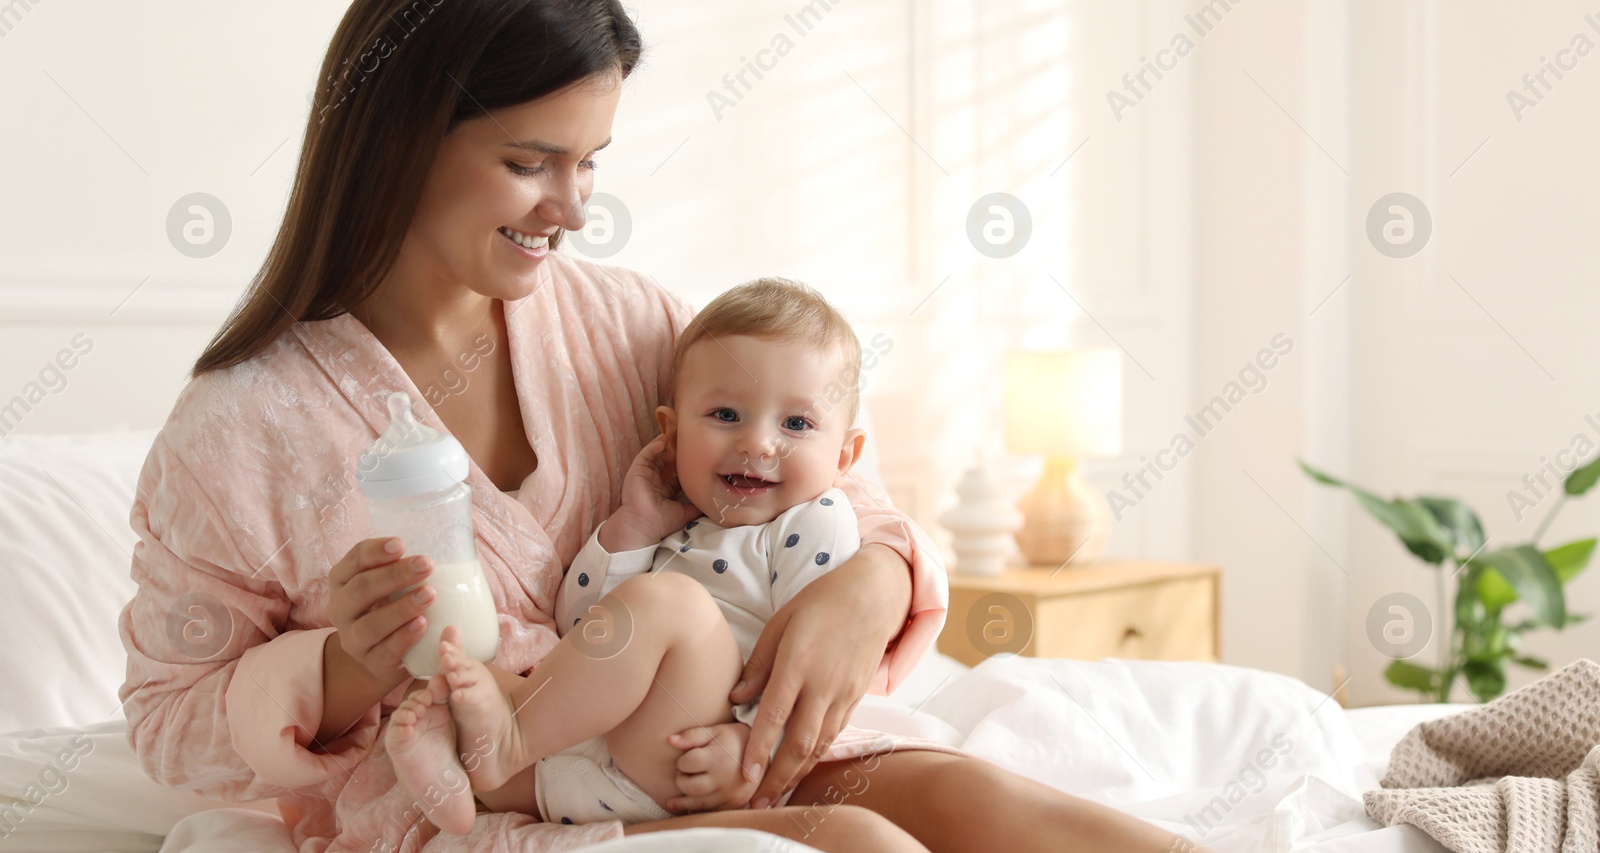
[1355,494,1454,565]
[1512,655,1550,670]
[1384,659,1440,693]
[1477,568,1517,612]
[1544,538,1596,584]
[1486,622,1508,656]
[1564,456,1600,496]
[1458,564,1487,625]
[1417,496,1486,555]
[1298,459,1345,486]
[1300,461,1456,564]
[1463,660,1507,702]
[1477,546,1566,626]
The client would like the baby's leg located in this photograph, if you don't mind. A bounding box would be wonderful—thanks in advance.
[442,572,741,807]
[461,668,542,821]
[601,580,742,810]
[387,676,479,834]
[388,672,547,834]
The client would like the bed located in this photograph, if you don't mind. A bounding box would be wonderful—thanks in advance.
[0,431,1460,853]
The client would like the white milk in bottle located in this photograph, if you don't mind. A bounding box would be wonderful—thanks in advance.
[356,392,499,678]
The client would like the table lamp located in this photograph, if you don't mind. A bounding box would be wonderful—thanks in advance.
[1005,348,1123,566]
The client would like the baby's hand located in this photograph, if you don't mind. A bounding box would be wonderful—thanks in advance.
[665,722,760,814]
[602,436,703,551]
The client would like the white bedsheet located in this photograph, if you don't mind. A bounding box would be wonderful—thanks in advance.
[0,653,1470,853]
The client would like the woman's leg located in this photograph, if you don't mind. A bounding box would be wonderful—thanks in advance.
[623,804,930,853]
[783,750,1205,853]
[443,571,741,802]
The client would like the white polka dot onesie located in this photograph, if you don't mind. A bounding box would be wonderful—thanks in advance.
[533,487,860,824]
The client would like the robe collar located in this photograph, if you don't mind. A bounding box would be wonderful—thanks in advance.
[288,260,562,578]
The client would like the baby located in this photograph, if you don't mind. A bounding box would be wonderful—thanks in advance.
[386,277,873,833]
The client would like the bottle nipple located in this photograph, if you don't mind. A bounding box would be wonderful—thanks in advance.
[356,392,468,498]
[379,392,440,451]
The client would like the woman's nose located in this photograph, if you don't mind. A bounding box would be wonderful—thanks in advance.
[535,174,587,232]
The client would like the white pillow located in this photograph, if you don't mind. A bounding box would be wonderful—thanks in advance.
[0,431,158,734]
[0,719,280,852]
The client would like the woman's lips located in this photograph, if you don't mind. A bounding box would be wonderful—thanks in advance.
[499,228,549,260]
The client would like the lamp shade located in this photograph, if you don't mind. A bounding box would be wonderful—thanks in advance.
[1005,349,1123,458]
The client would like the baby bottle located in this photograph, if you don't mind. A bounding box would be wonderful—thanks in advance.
[356,392,499,678]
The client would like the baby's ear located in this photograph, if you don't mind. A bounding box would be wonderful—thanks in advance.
[655,406,678,446]
[835,428,866,478]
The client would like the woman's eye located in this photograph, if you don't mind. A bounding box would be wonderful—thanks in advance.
[508,159,598,177]
[712,408,738,423]
[783,416,812,431]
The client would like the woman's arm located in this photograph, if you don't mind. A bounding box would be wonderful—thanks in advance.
[720,467,946,810]
[837,542,914,642]
[722,542,912,810]
[122,436,373,800]
[828,469,950,694]
[317,631,411,743]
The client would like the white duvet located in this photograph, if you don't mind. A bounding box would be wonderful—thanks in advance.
[0,432,1456,852]
[0,652,1464,853]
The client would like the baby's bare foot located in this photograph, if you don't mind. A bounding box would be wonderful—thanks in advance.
[385,677,477,835]
[438,625,526,791]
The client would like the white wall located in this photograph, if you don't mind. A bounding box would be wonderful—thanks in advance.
[0,0,1197,563]
[1179,0,1599,703]
[1340,0,1600,702]
[3,0,1595,703]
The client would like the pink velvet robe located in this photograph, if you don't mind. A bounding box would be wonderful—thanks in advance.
[117,253,959,852]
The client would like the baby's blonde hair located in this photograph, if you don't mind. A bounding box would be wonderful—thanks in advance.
[671,277,863,425]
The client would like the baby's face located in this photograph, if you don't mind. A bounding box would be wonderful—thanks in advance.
[662,335,864,527]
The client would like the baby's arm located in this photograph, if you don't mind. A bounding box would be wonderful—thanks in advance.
[665,721,761,813]
[554,520,657,636]
[604,434,703,552]
[555,436,699,632]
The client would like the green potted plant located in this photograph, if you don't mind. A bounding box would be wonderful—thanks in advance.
[1300,457,1596,702]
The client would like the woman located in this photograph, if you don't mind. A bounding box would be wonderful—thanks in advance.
[118,1,1197,851]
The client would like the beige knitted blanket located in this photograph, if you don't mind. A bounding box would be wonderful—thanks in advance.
[1364,658,1600,853]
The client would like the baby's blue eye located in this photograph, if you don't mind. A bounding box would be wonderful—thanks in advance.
[784,416,812,431]
[712,408,738,422]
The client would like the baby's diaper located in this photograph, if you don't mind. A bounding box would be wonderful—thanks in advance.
[534,701,787,825]
[733,697,760,728]
[533,735,671,825]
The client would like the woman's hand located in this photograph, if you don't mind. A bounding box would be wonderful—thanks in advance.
[601,435,703,552]
[664,722,759,813]
[726,543,912,809]
[326,537,434,684]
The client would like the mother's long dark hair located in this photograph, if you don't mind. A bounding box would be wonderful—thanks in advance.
[192,0,641,376]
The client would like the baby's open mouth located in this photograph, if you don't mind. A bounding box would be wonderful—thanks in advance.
[721,473,779,490]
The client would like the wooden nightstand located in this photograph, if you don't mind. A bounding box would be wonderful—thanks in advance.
[936,561,1221,666]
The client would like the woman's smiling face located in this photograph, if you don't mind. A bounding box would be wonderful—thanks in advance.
[402,72,623,301]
